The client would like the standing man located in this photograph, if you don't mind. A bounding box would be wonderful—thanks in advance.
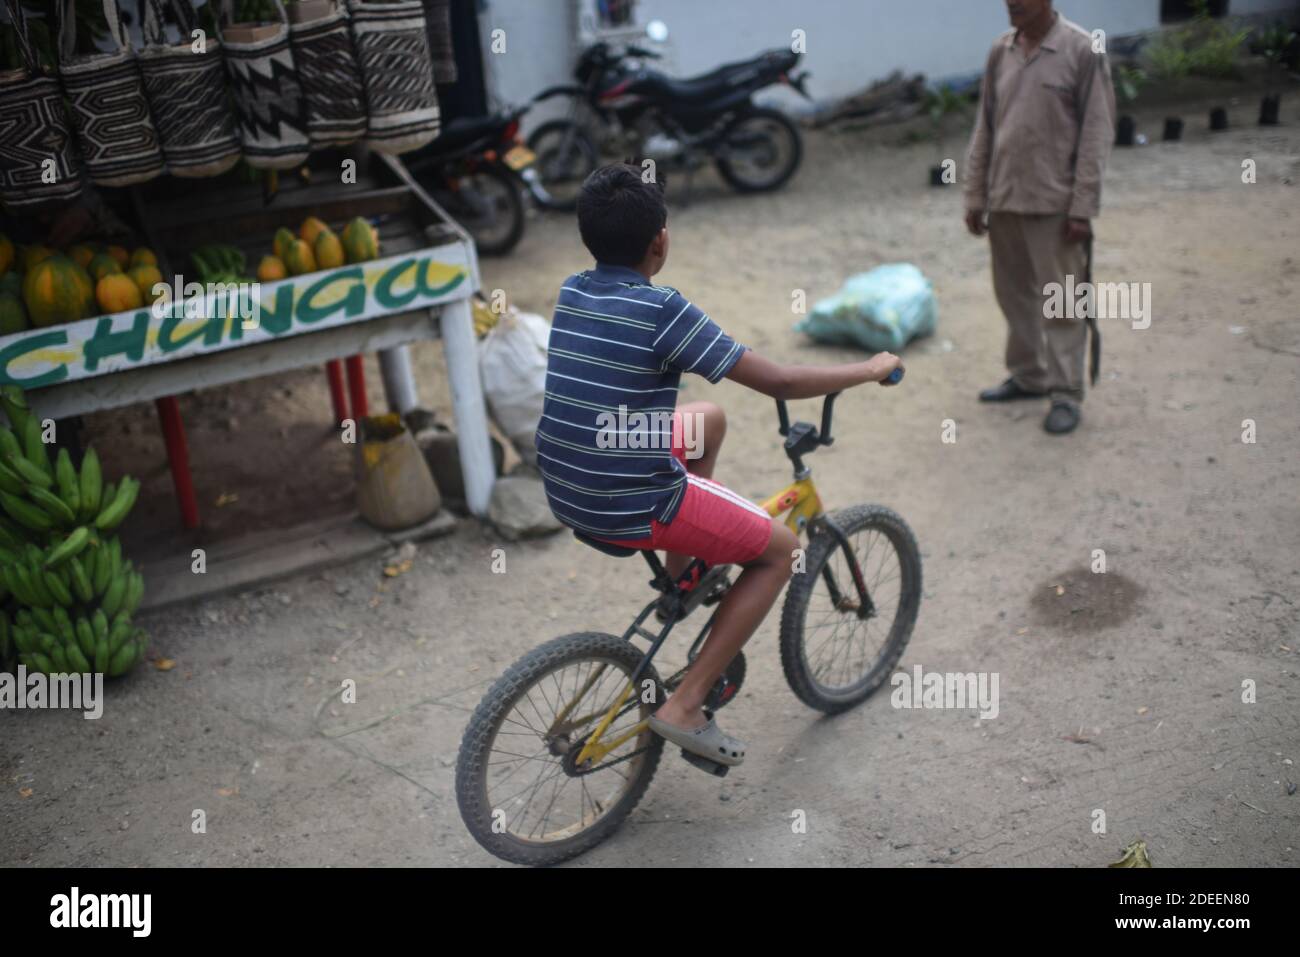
[964,0,1115,435]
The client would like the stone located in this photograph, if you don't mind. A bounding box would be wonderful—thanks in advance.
[488,474,562,541]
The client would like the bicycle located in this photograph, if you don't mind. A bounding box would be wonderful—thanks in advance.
[455,384,922,865]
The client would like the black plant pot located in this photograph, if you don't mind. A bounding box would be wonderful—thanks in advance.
[1115,115,1136,147]
[1259,94,1281,126]
[929,165,948,187]
[1210,107,1229,131]
[1163,117,1184,141]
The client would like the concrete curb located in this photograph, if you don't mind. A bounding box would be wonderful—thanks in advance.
[138,510,459,613]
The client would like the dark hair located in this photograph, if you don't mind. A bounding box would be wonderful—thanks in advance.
[576,162,667,267]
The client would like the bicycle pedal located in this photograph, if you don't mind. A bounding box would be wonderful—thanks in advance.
[680,748,730,778]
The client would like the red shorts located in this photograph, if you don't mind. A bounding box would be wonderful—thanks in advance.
[597,412,773,566]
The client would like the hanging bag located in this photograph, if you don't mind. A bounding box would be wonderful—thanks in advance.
[215,0,310,169]
[347,0,440,154]
[138,0,241,177]
[0,0,84,210]
[286,0,366,148]
[55,0,165,186]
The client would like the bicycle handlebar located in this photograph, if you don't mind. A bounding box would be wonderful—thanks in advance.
[774,368,903,447]
[774,391,841,446]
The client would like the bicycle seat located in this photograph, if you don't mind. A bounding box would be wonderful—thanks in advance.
[573,531,639,558]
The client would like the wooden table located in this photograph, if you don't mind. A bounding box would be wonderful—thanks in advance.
[0,155,496,524]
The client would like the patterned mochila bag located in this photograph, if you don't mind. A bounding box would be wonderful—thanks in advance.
[216,0,310,169]
[287,0,367,148]
[55,0,165,186]
[138,0,241,178]
[0,0,84,210]
[347,0,440,154]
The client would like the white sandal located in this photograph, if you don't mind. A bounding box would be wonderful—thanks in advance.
[649,712,747,766]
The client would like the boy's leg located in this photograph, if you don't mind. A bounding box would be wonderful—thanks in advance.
[655,518,799,730]
[664,401,725,580]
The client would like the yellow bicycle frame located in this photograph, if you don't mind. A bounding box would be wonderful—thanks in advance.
[567,477,825,766]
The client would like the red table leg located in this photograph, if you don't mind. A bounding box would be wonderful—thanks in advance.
[155,396,199,530]
[344,355,368,420]
[325,359,348,426]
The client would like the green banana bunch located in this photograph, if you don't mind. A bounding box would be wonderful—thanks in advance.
[78,446,102,522]
[0,386,149,679]
[190,244,248,286]
[94,478,140,532]
[0,385,31,434]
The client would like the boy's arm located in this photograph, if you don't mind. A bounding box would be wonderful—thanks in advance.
[725,350,902,400]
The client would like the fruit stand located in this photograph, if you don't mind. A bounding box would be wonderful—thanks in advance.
[0,151,496,526]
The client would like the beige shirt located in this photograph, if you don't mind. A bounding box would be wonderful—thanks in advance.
[964,13,1116,220]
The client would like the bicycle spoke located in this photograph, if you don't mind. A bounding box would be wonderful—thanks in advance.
[482,654,653,844]
[800,522,905,693]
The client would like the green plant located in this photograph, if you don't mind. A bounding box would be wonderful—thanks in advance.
[1145,0,1250,82]
[922,85,971,149]
[1253,23,1298,89]
[1115,65,1148,104]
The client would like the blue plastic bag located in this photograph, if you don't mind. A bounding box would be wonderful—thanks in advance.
[795,264,937,352]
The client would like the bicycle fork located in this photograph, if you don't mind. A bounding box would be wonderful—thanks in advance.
[818,515,877,619]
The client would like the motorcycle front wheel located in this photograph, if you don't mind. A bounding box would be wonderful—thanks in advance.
[714,106,803,193]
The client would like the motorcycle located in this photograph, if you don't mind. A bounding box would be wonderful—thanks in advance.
[528,20,812,210]
[403,105,557,256]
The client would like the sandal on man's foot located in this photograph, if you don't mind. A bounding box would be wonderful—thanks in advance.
[649,713,747,766]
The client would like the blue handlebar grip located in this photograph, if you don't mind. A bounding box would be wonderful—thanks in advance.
[887,368,904,384]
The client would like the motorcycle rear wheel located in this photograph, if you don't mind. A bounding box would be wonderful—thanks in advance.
[425,164,526,256]
[527,120,600,212]
[714,106,802,193]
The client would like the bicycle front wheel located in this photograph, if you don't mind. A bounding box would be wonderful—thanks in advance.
[455,632,664,866]
[779,505,922,713]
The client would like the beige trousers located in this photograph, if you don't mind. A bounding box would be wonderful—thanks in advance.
[988,212,1088,402]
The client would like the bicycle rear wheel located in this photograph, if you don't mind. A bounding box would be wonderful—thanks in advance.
[455,632,664,865]
[779,505,922,713]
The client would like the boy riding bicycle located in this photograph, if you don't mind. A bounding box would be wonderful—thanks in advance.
[536,163,903,766]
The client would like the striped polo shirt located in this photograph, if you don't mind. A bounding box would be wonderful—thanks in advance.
[535,263,747,540]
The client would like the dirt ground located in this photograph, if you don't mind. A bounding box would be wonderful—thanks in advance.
[3,85,1298,868]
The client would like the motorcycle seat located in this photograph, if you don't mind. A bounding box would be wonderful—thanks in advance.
[625,50,798,103]
[428,114,510,152]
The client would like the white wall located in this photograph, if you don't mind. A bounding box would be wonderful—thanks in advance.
[480,0,1299,125]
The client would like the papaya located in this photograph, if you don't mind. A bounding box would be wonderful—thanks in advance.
[87,253,122,281]
[67,243,98,270]
[0,292,28,335]
[313,229,345,270]
[0,272,21,297]
[256,255,287,282]
[95,273,143,314]
[105,245,130,268]
[282,239,316,276]
[299,216,329,245]
[0,234,12,274]
[71,266,96,317]
[273,227,297,261]
[129,248,157,268]
[127,265,164,303]
[341,217,378,264]
[22,256,94,327]
[21,245,55,272]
